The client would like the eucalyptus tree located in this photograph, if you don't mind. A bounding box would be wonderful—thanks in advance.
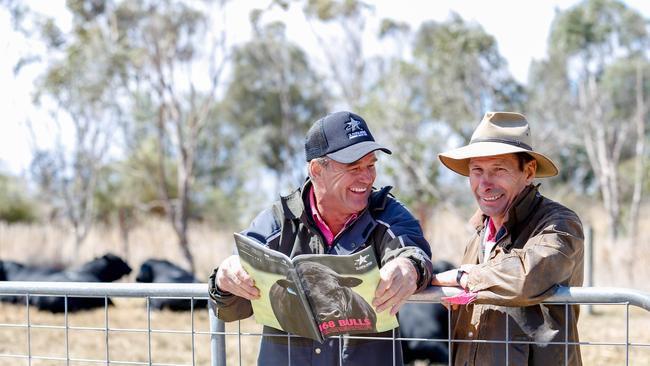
[411,13,526,140]
[221,20,329,191]
[108,0,231,273]
[27,0,127,252]
[537,0,650,243]
[363,14,525,230]
[23,0,232,272]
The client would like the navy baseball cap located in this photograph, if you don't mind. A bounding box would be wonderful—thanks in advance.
[304,111,392,163]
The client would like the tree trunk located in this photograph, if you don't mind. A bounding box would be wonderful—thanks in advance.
[629,62,646,246]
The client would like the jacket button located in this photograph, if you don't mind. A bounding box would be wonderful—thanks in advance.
[315,348,321,354]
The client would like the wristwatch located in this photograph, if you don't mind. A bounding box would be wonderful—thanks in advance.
[456,269,468,290]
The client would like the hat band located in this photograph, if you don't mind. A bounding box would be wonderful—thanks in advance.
[470,137,533,151]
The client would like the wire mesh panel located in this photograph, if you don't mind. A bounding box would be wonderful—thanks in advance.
[214,286,650,366]
[2,284,650,366]
[0,283,210,366]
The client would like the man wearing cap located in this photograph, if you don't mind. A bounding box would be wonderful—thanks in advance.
[208,111,434,365]
[432,111,584,365]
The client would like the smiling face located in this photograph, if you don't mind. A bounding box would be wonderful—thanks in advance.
[468,154,536,229]
[310,152,377,227]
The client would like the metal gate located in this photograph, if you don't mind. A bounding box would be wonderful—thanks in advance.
[1,282,649,365]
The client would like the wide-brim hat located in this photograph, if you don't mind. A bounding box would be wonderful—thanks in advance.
[438,112,558,177]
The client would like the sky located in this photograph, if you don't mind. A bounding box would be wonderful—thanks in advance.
[1,0,650,175]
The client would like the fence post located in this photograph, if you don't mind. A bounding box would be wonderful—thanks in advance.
[584,225,594,315]
[209,300,226,366]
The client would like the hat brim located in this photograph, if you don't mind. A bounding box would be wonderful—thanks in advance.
[438,141,558,178]
[327,141,392,164]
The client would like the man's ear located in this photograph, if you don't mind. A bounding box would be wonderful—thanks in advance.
[308,160,322,179]
[525,160,537,184]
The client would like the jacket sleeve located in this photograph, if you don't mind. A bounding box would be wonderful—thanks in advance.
[374,197,434,292]
[208,206,282,322]
[467,206,584,306]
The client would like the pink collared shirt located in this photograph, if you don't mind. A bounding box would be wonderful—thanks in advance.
[309,187,358,246]
[483,217,498,263]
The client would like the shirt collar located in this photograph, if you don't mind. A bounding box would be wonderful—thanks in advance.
[309,186,358,246]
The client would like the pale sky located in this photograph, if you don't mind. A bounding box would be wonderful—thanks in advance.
[1,0,650,174]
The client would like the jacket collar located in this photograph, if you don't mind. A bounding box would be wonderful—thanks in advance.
[280,178,393,254]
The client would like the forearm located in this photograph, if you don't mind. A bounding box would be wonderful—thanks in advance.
[468,243,581,306]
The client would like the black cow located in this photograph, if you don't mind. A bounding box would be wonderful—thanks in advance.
[270,261,376,338]
[0,253,132,313]
[0,261,61,304]
[135,259,207,311]
[399,260,456,365]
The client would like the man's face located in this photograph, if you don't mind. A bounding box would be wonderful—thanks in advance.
[468,154,536,226]
[312,153,377,219]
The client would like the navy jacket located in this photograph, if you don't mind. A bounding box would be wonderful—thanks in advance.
[209,179,433,366]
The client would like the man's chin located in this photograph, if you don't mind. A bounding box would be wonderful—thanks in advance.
[479,205,506,218]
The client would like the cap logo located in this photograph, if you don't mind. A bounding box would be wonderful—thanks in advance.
[345,118,368,139]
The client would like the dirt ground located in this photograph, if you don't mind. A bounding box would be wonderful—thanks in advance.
[0,300,648,366]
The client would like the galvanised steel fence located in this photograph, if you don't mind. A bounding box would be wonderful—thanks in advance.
[0,282,649,365]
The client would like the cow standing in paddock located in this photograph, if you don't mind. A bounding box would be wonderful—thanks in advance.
[399,260,456,365]
[135,259,207,311]
[0,253,132,312]
[270,261,376,338]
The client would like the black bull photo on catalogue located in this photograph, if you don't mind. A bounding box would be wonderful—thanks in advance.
[269,261,377,337]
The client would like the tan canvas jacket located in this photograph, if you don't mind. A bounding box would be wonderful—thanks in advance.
[452,184,584,366]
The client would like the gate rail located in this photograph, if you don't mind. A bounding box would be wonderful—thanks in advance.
[1,282,650,365]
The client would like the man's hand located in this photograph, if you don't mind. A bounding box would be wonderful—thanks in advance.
[215,255,260,300]
[372,257,418,315]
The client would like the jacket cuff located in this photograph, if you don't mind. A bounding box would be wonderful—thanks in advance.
[208,268,233,303]
[404,249,433,292]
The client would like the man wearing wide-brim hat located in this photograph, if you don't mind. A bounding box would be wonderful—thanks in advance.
[432,111,584,365]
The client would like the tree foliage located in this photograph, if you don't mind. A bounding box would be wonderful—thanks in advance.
[3,0,650,264]
[542,0,650,242]
[222,21,329,189]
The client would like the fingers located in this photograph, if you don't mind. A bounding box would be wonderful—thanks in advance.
[373,258,417,315]
[216,256,260,300]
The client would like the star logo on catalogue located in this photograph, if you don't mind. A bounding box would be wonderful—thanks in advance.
[354,254,369,268]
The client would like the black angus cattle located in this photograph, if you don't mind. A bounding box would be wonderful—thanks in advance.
[0,253,132,313]
[0,261,61,304]
[399,260,456,365]
[135,259,207,311]
[270,261,376,338]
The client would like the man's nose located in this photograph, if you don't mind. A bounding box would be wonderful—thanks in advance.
[478,175,494,190]
[358,168,374,183]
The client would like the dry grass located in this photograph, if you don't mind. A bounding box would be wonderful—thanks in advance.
[0,219,232,281]
[1,207,650,365]
[579,305,650,365]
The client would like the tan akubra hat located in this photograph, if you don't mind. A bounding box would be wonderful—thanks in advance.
[438,111,558,177]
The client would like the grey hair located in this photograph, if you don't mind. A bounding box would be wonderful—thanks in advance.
[308,157,330,179]
[314,157,330,167]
